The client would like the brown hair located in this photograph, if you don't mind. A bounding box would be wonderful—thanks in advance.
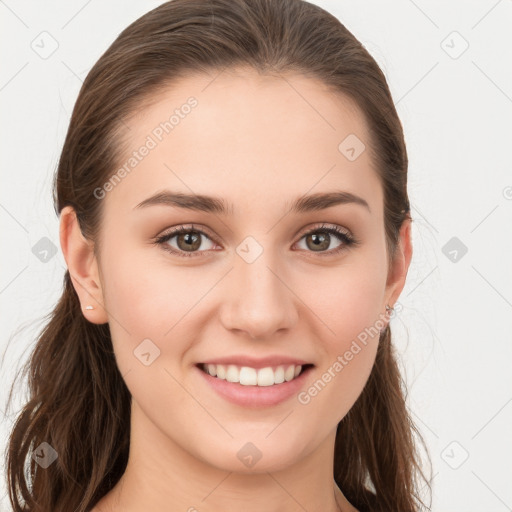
[4,0,432,510]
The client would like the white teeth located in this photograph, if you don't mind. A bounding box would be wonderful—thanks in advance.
[274,366,285,384]
[284,365,295,382]
[226,365,239,383]
[202,363,305,386]
[257,367,274,387]
[216,364,226,379]
[239,366,257,386]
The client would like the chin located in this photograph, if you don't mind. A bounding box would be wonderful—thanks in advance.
[198,437,309,475]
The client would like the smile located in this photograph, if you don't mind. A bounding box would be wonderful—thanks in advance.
[199,363,313,387]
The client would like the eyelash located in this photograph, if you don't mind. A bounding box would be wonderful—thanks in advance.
[153,223,360,259]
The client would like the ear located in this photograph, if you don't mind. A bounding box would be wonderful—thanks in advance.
[59,206,108,324]
[384,218,413,314]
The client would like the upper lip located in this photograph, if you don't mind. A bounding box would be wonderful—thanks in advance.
[199,355,314,370]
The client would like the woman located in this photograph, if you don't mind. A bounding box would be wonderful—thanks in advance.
[5,0,432,510]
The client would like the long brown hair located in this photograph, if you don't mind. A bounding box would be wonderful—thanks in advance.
[4,0,432,510]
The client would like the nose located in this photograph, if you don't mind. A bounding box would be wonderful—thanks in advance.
[219,250,299,340]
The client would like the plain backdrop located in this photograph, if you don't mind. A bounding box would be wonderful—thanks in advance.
[1,1,511,511]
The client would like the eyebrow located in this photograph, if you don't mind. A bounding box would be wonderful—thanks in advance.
[133,189,371,215]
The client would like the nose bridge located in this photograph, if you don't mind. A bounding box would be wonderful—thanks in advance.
[221,240,297,338]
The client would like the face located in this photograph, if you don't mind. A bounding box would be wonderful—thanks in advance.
[63,67,409,475]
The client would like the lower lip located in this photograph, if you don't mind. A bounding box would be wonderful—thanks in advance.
[196,365,314,408]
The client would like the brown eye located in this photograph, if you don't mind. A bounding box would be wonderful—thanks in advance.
[154,223,358,259]
[296,224,356,255]
[304,232,332,251]
[175,231,202,252]
[155,225,217,258]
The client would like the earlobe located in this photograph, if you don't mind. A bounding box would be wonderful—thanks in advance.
[59,206,109,324]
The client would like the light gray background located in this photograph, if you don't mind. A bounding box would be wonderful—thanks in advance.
[1,1,511,511]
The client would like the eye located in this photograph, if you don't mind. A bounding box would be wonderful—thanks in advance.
[154,224,218,258]
[294,223,358,256]
[153,223,359,258]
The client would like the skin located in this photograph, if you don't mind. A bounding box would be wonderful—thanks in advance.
[60,67,412,512]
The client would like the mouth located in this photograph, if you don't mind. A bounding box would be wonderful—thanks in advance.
[196,362,315,387]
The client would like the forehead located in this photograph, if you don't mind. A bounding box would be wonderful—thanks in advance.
[104,67,382,220]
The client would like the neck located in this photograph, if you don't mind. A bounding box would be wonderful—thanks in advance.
[94,400,358,512]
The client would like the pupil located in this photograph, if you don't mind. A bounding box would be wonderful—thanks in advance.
[309,233,328,250]
[180,232,200,250]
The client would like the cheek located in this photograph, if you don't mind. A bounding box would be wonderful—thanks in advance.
[101,255,206,422]
[300,257,387,343]
[299,341,377,432]
[99,246,207,377]
[295,254,387,407]
[102,245,206,333]
[297,285,382,428]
